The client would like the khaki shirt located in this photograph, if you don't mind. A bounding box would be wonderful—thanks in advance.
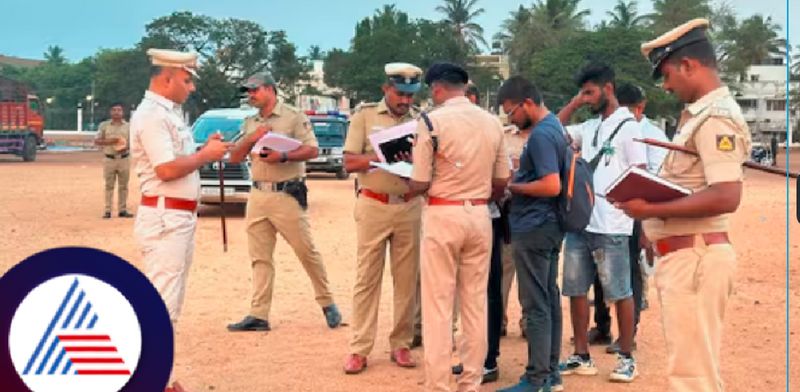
[130,91,199,200]
[411,96,509,200]
[242,102,318,182]
[96,120,130,156]
[643,87,751,240]
[344,99,418,195]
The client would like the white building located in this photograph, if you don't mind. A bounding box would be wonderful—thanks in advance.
[734,58,798,145]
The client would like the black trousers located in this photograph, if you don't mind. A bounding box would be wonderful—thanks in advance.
[594,221,643,336]
[485,217,504,369]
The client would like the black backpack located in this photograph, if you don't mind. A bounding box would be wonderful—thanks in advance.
[556,118,633,232]
[556,138,595,233]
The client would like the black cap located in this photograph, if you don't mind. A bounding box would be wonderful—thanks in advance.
[424,62,469,86]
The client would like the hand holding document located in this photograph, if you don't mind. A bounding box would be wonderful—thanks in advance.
[368,120,417,163]
[369,161,414,178]
[250,132,302,153]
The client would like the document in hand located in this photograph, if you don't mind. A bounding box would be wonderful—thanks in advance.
[368,120,418,163]
[250,132,302,153]
[369,161,414,178]
[604,166,692,203]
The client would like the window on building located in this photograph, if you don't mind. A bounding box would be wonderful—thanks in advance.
[737,99,757,109]
[766,99,786,111]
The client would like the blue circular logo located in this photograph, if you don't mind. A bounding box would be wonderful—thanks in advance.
[0,247,173,392]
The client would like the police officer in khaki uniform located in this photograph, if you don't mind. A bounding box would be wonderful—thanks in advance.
[227,71,342,332]
[617,19,751,392]
[408,62,509,392]
[342,63,423,374]
[95,102,133,219]
[132,49,231,324]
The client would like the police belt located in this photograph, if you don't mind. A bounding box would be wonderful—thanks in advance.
[358,188,412,204]
[140,195,198,212]
[653,232,729,257]
[252,178,305,192]
[106,152,129,159]
[427,196,488,206]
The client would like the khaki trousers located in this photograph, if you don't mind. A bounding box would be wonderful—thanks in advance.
[349,196,421,356]
[134,203,196,323]
[655,241,736,392]
[246,188,333,320]
[103,157,130,213]
[421,204,491,392]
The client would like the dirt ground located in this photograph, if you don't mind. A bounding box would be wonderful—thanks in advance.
[1,150,798,391]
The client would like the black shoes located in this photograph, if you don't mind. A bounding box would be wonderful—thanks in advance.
[103,212,111,219]
[323,304,342,328]
[482,367,499,384]
[227,316,271,331]
[119,211,134,218]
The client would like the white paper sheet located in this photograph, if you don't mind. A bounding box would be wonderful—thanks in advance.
[369,161,414,178]
[367,120,418,163]
[250,132,302,153]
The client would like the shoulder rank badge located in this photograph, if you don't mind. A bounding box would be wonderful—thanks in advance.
[716,134,735,151]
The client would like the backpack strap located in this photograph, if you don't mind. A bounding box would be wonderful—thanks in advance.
[587,117,633,172]
[419,112,438,153]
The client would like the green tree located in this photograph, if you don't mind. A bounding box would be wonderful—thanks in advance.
[144,11,215,54]
[44,45,67,66]
[93,48,150,114]
[267,30,309,102]
[435,0,487,52]
[721,15,786,81]
[308,45,325,61]
[527,27,679,120]
[605,0,649,29]
[649,0,711,36]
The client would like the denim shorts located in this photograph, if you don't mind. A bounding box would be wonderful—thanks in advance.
[561,231,632,301]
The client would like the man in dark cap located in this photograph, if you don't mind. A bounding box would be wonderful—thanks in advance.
[226,70,342,333]
[407,62,509,391]
[617,18,752,392]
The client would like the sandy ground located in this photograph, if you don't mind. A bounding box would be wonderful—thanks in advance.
[1,150,798,392]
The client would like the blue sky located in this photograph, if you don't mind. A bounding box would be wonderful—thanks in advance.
[0,0,794,62]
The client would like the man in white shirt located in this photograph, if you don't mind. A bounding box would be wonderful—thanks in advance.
[556,63,647,383]
[594,83,670,355]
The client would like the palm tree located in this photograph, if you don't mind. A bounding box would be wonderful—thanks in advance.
[435,0,488,52]
[493,5,531,54]
[44,45,66,66]
[605,0,649,29]
[724,15,786,80]
[649,0,711,35]
[529,0,591,32]
[791,44,800,77]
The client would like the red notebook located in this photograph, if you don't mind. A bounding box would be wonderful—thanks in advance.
[604,166,692,203]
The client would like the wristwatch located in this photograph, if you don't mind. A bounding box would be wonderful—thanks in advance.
[280,152,288,163]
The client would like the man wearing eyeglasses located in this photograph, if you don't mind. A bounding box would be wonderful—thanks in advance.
[556,62,646,383]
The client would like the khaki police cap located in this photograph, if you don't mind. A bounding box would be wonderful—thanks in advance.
[641,18,710,79]
[146,48,199,78]
[385,62,423,93]
[240,71,277,92]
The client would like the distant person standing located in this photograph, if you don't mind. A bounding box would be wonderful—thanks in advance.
[95,102,133,219]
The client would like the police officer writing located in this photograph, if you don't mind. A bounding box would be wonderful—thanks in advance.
[341,63,423,374]
[132,49,231,328]
[95,102,133,219]
[617,19,751,392]
[227,71,342,332]
[408,62,509,392]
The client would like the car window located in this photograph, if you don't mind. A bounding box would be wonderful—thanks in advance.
[192,117,244,143]
[312,120,346,137]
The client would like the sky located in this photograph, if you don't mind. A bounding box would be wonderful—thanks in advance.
[0,0,795,62]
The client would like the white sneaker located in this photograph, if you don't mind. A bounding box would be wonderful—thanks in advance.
[558,354,598,376]
[609,354,638,382]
